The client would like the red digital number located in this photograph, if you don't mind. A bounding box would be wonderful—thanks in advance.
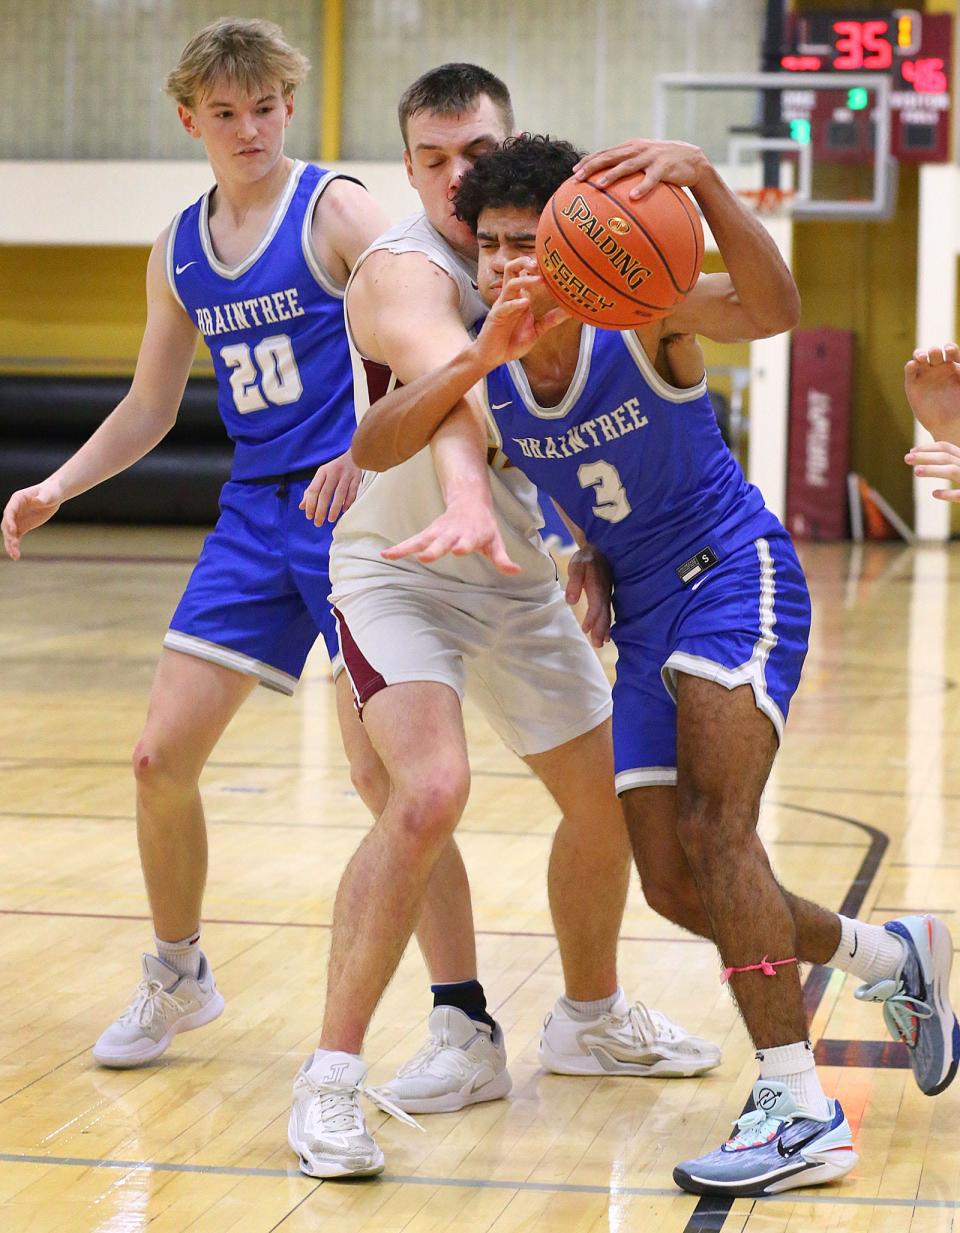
[833,19,892,70]
[833,20,863,69]
[862,20,892,69]
[902,58,947,93]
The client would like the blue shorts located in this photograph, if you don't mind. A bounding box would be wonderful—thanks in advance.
[165,476,339,696]
[611,534,811,794]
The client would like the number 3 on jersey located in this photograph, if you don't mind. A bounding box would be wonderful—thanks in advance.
[221,334,303,413]
[578,460,632,523]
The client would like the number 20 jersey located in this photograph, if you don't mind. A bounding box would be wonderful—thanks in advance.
[166,160,358,480]
[485,325,785,601]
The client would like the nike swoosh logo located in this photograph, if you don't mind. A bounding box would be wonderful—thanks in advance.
[849,933,859,958]
[175,261,197,274]
[776,1126,828,1159]
[690,576,707,592]
[490,400,512,411]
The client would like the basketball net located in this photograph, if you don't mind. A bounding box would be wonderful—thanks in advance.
[736,187,795,216]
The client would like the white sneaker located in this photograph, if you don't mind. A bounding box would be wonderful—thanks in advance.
[93,953,225,1067]
[289,1050,422,1178]
[371,1006,512,1113]
[539,993,722,1077]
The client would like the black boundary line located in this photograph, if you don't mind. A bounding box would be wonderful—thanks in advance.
[681,802,889,1233]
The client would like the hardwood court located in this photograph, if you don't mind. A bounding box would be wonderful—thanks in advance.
[1,526,958,1232]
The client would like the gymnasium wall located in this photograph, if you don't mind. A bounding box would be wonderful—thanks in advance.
[2,0,959,529]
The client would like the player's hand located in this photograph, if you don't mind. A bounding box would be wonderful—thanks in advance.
[904,343,960,445]
[2,482,63,560]
[904,441,960,502]
[473,258,570,369]
[300,449,363,526]
[573,139,708,199]
[564,543,613,647]
[381,495,521,575]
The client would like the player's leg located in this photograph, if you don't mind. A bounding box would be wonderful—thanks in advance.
[301,488,481,1001]
[665,536,860,1196]
[525,721,720,1079]
[463,584,720,1079]
[289,680,474,1176]
[525,719,625,1003]
[670,673,865,1196]
[93,648,255,1067]
[319,681,471,1052]
[624,786,852,961]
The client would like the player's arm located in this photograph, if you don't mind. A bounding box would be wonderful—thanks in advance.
[298,180,393,526]
[903,343,960,501]
[347,250,517,573]
[545,502,613,648]
[573,139,800,344]
[351,261,562,470]
[310,177,391,285]
[2,230,197,560]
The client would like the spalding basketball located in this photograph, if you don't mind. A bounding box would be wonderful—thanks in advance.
[536,172,704,328]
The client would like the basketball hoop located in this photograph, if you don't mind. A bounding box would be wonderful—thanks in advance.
[736,187,796,216]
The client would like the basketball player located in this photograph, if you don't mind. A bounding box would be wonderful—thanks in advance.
[1,18,393,1065]
[353,134,960,1197]
[286,67,720,1180]
[905,342,960,496]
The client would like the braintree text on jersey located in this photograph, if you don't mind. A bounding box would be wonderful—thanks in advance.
[194,287,307,338]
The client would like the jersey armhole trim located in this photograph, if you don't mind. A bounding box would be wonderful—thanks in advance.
[301,171,366,298]
[165,212,189,315]
[622,331,708,403]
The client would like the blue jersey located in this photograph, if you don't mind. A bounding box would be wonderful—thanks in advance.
[485,326,784,600]
[167,160,357,480]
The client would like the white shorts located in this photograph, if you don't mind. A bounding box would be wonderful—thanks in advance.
[333,582,612,757]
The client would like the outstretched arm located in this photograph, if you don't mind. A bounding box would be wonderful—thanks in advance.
[345,250,523,574]
[573,139,800,344]
[2,231,197,559]
[351,260,563,471]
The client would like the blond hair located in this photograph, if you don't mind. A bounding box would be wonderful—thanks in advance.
[165,17,310,109]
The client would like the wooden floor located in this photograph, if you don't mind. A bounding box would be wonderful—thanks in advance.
[1,525,959,1233]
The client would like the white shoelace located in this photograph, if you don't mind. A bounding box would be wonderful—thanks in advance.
[303,1075,424,1135]
[121,978,187,1029]
[396,1038,477,1082]
[613,1001,677,1044]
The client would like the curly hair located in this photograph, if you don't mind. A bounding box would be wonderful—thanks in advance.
[453,134,584,234]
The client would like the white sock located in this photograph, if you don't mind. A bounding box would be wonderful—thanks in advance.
[756,1040,831,1121]
[560,988,621,1021]
[155,931,202,979]
[828,915,907,984]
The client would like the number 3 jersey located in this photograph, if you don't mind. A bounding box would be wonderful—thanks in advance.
[484,325,785,602]
[166,160,358,480]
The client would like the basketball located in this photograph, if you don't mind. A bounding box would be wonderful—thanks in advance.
[536,172,704,328]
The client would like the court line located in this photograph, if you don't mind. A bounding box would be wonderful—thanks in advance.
[0,808,873,848]
[0,1152,957,1211]
[0,907,710,945]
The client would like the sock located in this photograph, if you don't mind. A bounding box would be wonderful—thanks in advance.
[828,915,907,984]
[431,980,495,1030]
[155,930,202,979]
[756,1040,831,1120]
[559,989,621,1021]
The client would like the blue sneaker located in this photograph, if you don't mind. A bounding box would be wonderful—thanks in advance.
[673,1080,858,1197]
[855,915,960,1096]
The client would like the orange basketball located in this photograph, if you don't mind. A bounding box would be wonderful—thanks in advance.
[536,172,704,328]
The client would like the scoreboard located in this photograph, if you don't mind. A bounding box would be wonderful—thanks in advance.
[778,10,952,161]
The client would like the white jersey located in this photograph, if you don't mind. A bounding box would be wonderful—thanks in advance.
[330,212,558,597]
